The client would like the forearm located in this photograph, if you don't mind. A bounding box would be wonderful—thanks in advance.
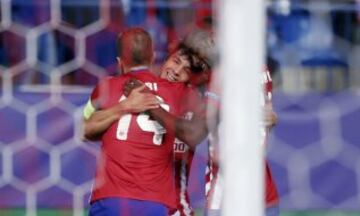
[148,107,177,134]
[83,102,130,141]
[83,85,160,141]
[149,108,207,148]
[175,116,208,148]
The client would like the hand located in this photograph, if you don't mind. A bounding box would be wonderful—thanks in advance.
[124,78,146,97]
[125,84,160,113]
[263,103,277,129]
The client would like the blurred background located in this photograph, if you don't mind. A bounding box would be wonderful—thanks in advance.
[0,0,359,215]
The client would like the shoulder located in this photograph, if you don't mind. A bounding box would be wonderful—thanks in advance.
[90,75,125,99]
[101,75,117,82]
[90,76,114,97]
[96,76,118,87]
[100,75,130,88]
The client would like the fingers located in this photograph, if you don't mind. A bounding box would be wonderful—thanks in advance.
[123,84,132,96]
[142,93,160,106]
[126,91,160,113]
[128,78,143,88]
[132,84,146,93]
[145,103,160,110]
[143,94,160,110]
[124,78,144,96]
[264,110,277,128]
[133,79,143,87]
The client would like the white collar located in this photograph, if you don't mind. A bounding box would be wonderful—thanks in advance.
[130,65,149,72]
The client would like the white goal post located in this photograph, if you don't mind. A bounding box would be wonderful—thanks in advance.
[218,0,265,215]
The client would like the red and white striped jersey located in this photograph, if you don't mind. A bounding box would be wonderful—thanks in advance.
[170,136,195,216]
[170,86,204,216]
[204,69,279,209]
[262,69,279,206]
[169,111,195,216]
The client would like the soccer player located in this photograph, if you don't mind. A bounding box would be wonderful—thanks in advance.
[262,69,280,216]
[192,69,279,216]
[124,30,214,216]
[162,42,210,216]
[127,30,280,216]
[83,27,204,216]
[122,38,211,216]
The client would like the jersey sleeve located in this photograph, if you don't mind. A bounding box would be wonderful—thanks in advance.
[82,77,112,119]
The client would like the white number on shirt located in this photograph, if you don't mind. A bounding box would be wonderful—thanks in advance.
[116,95,170,145]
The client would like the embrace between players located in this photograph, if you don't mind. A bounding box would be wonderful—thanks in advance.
[82,27,279,216]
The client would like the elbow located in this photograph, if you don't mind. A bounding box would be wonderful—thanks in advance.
[179,127,208,149]
[83,133,102,142]
[83,133,94,142]
[189,131,208,148]
[82,130,94,142]
[174,118,208,148]
[83,123,102,142]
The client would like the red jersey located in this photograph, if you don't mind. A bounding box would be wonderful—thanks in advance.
[171,124,195,216]
[262,69,279,206]
[169,86,204,216]
[205,69,279,208]
[89,70,190,209]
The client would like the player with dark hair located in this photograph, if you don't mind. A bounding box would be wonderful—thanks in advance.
[162,40,210,216]
[123,30,215,216]
[183,31,280,216]
[117,35,210,216]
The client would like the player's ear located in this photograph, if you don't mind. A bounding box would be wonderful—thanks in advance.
[117,57,124,74]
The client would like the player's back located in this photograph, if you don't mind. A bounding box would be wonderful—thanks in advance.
[90,70,187,209]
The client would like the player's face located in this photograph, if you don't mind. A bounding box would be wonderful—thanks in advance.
[160,51,191,83]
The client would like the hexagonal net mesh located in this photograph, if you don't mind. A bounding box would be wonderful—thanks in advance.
[0,0,212,215]
[0,0,360,216]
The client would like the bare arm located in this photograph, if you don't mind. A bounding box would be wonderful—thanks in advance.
[83,85,159,141]
[148,107,208,149]
[123,78,208,148]
[83,101,131,141]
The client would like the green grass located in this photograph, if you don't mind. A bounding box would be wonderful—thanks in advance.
[194,209,360,216]
[1,209,359,216]
[0,209,83,216]
[0,209,25,216]
[280,211,360,216]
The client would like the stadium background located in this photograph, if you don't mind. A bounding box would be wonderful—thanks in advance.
[0,0,359,215]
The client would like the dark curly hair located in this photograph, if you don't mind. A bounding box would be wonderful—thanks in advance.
[169,42,211,74]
